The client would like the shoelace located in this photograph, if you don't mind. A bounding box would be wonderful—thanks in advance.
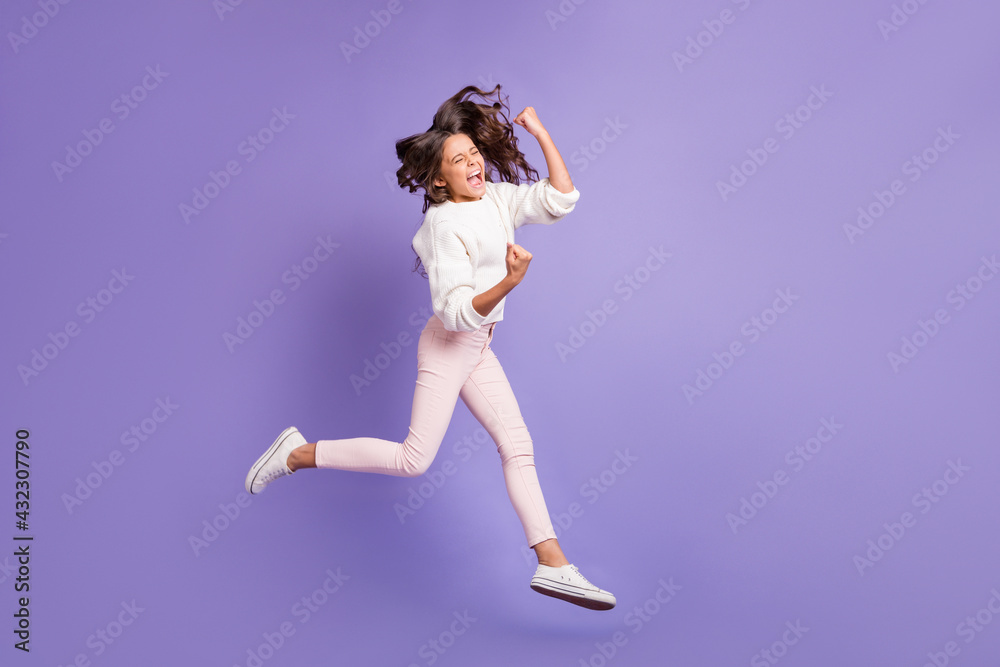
[259,465,290,485]
[568,565,597,589]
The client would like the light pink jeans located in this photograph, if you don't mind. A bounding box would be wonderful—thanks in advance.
[315,314,558,548]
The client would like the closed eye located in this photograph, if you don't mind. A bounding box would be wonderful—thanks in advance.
[453,149,479,163]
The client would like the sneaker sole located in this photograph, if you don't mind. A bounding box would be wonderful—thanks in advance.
[530,580,616,611]
[245,426,298,495]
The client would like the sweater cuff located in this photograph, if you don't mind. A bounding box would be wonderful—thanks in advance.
[456,297,488,332]
[540,177,580,217]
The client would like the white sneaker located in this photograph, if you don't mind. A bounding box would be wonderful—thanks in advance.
[245,426,306,495]
[530,563,617,610]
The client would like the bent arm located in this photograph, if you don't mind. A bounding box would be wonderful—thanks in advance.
[472,275,518,317]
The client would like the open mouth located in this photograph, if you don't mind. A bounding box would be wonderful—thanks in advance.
[466,167,483,188]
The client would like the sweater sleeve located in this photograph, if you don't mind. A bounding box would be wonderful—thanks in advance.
[492,177,581,230]
[423,220,488,333]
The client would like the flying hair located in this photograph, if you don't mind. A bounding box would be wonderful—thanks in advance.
[394,83,540,278]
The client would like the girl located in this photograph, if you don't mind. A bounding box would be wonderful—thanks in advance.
[245,84,615,611]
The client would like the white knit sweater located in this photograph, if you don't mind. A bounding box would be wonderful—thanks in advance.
[412,177,581,332]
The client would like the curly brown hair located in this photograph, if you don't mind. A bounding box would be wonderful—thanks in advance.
[394,83,540,278]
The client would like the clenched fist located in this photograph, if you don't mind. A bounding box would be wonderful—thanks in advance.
[505,242,532,286]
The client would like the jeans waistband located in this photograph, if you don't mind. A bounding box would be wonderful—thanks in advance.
[426,314,495,342]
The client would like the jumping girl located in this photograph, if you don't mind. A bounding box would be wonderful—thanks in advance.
[244,84,616,611]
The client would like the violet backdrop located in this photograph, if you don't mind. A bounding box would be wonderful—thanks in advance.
[2,0,999,665]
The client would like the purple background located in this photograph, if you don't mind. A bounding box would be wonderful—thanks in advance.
[3,0,999,665]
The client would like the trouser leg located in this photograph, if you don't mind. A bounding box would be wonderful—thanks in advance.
[459,345,558,548]
[314,321,468,477]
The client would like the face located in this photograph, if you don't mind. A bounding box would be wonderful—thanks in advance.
[433,133,485,203]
